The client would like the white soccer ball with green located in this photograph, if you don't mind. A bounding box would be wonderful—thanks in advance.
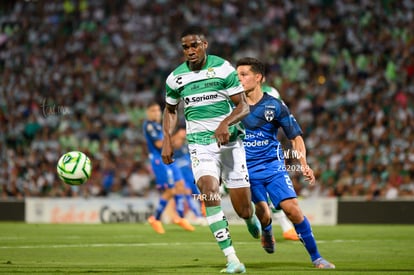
[57,151,92,185]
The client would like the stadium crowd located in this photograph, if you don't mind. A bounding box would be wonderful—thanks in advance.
[1,0,413,200]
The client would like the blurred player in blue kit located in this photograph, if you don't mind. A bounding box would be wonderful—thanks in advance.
[236,57,335,269]
[143,102,195,234]
[171,126,206,223]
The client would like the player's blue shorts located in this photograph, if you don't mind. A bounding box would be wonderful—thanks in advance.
[150,158,183,191]
[180,166,200,195]
[249,162,297,209]
[175,154,200,195]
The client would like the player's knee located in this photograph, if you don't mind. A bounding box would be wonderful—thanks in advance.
[198,177,219,194]
[237,205,253,219]
[281,199,303,223]
[284,206,303,223]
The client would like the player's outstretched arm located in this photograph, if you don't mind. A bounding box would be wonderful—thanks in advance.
[290,135,315,184]
[162,103,178,164]
[214,92,249,146]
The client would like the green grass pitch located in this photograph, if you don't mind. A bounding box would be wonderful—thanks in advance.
[0,223,413,274]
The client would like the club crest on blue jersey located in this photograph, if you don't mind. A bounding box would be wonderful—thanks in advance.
[206,68,215,78]
[264,106,275,122]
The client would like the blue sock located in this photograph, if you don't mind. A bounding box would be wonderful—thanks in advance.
[186,194,202,217]
[155,198,168,220]
[263,218,272,232]
[294,216,321,261]
[175,194,185,218]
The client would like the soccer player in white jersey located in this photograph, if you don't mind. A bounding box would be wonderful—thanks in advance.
[161,26,261,274]
[236,57,335,269]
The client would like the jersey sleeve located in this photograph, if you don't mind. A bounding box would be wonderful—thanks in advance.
[274,100,303,140]
[165,72,181,106]
[145,122,162,143]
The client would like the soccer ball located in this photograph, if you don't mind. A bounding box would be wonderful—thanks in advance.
[57,151,92,185]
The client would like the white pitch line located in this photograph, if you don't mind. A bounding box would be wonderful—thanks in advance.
[0,242,214,249]
[0,240,358,249]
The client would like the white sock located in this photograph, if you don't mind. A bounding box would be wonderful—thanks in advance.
[273,210,294,232]
[226,252,240,264]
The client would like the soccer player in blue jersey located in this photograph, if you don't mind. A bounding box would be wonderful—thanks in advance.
[143,102,195,234]
[262,84,299,241]
[236,57,335,269]
[171,126,206,224]
[161,26,261,274]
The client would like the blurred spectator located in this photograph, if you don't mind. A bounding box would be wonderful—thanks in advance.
[126,161,153,197]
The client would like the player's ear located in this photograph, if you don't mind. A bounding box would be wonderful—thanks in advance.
[202,40,208,50]
[256,74,264,83]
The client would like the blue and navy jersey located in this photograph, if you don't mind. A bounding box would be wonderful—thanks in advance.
[174,145,191,169]
[143,120,163,160]
[174,145,195,183]
[242,93,302,176]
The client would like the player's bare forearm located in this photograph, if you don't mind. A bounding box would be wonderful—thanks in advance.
[162,103,178,164]
[290,136,308,166]
[215,92,249,145]
[223,92,249,126]
[290,135,315,184]
[163,103,179,137]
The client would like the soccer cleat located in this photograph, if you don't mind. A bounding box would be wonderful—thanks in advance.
[147,216,165,234]
[283,228,299,241]
[246,214,261,239]
[220,262,246,274]
[174,217,195,231]
[261,229,275,254]
[312,257,335,269]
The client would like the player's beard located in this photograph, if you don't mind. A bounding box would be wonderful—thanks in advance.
[188,55,206,71]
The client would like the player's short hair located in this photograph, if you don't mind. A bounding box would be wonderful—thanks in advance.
[146,101,160,109]
[180,25,207,39]
[236,57,265,76]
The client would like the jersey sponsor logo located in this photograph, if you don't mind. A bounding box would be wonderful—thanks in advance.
[189,81,220,91]
[204,81,220,88]
[244,132,264,139]
[184,93,218,104]
[264,105,275,122]
[243,139,269,147]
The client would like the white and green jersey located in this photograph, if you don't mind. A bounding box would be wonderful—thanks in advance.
[166,55,245,145]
